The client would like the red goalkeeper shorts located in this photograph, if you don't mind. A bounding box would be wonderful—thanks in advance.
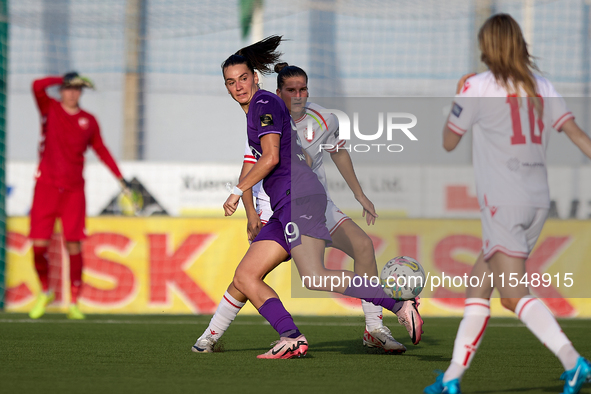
[29,181,87,242]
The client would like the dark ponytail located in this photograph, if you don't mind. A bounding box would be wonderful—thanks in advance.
[275,62,308,90]
[222,35,283,75]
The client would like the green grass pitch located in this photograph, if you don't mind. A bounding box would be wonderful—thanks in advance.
[1,314,590,394]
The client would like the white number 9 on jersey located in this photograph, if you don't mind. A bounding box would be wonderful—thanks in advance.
[284,222,300,243]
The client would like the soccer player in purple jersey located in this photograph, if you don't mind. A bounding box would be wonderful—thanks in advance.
[193,36,422,359]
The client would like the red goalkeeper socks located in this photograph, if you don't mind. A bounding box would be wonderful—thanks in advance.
[33,245,49,292]
[69,252,83,303]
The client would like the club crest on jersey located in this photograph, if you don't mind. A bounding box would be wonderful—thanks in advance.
[452,102,463,117]
[303,127,314,142]
[260,114,273,127]
[78,117,89,130]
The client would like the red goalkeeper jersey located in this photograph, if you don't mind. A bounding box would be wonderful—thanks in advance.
[32,76,122,190]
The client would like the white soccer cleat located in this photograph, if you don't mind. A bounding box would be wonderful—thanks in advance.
[363,326,407,353]
[191,334,216,353]
[257,335,308,359]
[395,297,424,345]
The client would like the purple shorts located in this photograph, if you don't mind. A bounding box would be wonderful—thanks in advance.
[253,194,332,258]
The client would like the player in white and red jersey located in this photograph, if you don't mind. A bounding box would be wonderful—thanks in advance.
[447,67,573,217]
[425,14,591,394]
[274,62,420,351]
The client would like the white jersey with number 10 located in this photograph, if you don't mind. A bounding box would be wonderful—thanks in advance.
[448,71,573,209]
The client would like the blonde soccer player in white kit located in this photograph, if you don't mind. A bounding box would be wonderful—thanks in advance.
[425,14,591,394]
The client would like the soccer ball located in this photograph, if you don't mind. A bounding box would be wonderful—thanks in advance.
[380,256,425,301]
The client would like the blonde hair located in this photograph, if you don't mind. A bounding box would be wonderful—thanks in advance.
[479,13,541,114]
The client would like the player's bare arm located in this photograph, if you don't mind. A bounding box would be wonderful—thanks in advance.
[239,161,262,241]
[330,148,378,225]
[235,133,280,193]
[443,73,474,152]
[561,119,591,160]
[443,121,463,152]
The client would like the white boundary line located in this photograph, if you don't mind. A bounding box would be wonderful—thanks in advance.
[0,318,589,328]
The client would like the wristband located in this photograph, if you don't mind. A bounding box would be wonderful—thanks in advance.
[232,186,243,196]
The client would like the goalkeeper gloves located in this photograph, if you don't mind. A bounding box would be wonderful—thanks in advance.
[62,71,95,89]
[119,178,132,193]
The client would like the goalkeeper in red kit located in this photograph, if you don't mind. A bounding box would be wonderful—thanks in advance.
[28,72,130,320]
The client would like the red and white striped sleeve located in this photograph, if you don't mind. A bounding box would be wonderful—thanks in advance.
[447,78,478,136]
[546,84,574,132]
[243,139,257,164]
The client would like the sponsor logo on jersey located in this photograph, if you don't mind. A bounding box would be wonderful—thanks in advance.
[452,102,463,117]
[506,157,520,172]
[78,117,89,130]
[522,162,545,168]
[260,114,273,127]
[256,99,269,104]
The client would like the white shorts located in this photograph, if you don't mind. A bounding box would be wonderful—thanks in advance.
[325,199,350,235]
[256,198,349,235]
[256,198,272,225]
[481,205,548,261]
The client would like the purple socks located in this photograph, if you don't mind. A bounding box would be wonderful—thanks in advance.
[258,298,301,338]
[343,275,402,313]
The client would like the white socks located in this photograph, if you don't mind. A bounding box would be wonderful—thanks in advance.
[445,296,581,384]
[362,300,384,332]
[516,296,579,371]
[202,295,386,341]
[201,291,245,341]
[444,298,491,382]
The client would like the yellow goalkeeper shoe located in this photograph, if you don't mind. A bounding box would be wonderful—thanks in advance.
[28,291,55,319]
[67,304,86,320]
